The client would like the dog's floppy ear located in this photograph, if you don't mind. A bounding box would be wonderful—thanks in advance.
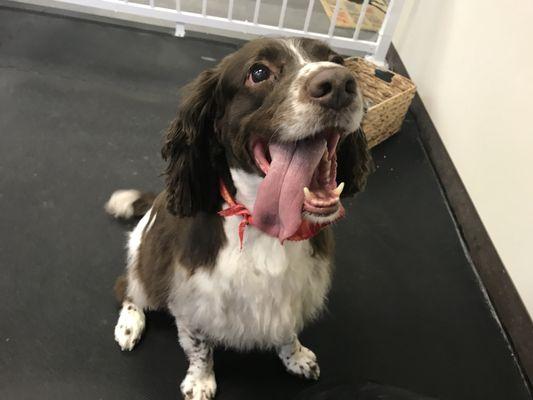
[336,128,373,197]
[162,68,230,217]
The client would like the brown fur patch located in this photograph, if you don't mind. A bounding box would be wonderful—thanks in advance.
[336,129,373,197]
[132,192,157,217]
[114,274,128,303]
[310,227,334,260]
[131,193,226,309]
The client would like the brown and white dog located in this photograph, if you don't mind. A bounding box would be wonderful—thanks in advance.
[105,37,371,400]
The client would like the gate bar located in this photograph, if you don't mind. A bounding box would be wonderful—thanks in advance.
[227,0,233,20]
[26,0,379,54]
[352,0,370,40]
[253,0,261,24]
[303,0,315,33]
[327,0,341,38]
[278,0,288,28]
[370,0,405,64]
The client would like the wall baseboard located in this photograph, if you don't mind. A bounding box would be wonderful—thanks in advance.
[386,45,533,389]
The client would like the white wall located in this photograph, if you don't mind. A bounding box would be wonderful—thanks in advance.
[393,1,533,315]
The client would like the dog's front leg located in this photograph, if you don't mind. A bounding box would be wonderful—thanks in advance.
[277,335,320,380]
[177,325,216,400]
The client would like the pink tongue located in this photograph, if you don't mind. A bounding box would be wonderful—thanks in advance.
[252,138,327,241]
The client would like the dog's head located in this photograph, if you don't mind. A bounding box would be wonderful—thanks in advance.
[162,37,372,240]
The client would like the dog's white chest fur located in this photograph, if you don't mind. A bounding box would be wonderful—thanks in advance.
[167,170,331,350]
[168,219,331,349]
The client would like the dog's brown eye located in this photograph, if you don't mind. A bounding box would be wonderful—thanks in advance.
[250,64,270,83]
[330,55,344,65]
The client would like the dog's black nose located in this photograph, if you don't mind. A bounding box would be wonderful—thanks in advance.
[307,68,356,110]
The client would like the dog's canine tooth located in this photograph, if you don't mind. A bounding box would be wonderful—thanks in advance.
[333,182,345,196]
[303,187,312,200]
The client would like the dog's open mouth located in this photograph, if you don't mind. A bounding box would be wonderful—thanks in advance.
[251,130,344,241]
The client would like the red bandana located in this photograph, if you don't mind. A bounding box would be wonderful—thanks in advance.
[218,180,344,249]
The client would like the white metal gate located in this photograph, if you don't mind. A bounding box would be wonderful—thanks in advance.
[13,0,405,64]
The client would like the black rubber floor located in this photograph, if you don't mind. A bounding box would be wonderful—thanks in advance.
[0,6,530,400]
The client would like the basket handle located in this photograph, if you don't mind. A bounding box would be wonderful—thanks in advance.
[374,69,394,83]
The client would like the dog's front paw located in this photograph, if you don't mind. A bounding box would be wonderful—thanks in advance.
[280,343,320,380]
[114,301,145,351]
[180,372,216,400]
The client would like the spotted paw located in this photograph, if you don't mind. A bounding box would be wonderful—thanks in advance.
[280,344,320,380]
[114,301,145,351]
[180,372,217,400]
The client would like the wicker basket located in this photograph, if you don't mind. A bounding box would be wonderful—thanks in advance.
[345,57,416,148]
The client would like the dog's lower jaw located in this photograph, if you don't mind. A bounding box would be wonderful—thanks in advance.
[302,207,343,225]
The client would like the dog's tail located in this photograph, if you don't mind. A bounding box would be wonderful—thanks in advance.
[105,189,156,219]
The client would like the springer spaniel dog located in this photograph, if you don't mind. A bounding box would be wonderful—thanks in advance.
[105,37,371,400]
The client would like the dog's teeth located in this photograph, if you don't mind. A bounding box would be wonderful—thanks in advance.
[333,182,345,196]
[303,187,312,200]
